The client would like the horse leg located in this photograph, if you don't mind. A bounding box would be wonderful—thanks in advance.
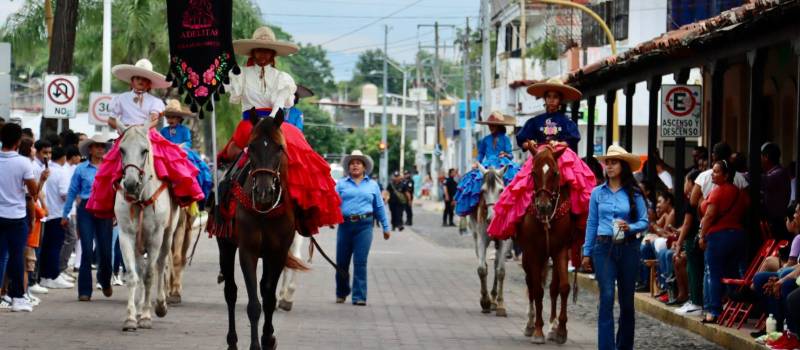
[138,246,157,329]
[475,220,491,313]
[530,257,546,344]
[217,237,238,350]
[154,209,176,318]
[239,248,262,350]
[278,233,302,312]
[494,239,509,317]
[556,248,571,344]
[547,255,561,342]
[119,231,139,331]
[490,242,499,311]
[168,210,192,304]
[261,253,284,350]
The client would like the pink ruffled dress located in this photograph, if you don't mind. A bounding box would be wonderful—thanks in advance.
[487,145,596,240]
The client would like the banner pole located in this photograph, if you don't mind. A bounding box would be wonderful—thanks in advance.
[211,99,219,206]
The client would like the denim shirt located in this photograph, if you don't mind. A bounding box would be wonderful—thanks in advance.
[336,176,390,230]
[160,124,193,148]
[477,133,513,164]
[63,161,99,218]
[582,183,649,256]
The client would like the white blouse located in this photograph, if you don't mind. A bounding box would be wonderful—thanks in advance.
[226,65,296,112]
[111,90,165,127]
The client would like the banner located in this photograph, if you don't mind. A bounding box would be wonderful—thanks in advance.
[166,0,239,117]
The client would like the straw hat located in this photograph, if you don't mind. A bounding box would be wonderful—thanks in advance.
[476,111,515,126]
[526,78,582,102]
[233,26,299,57]
[78,134,112,158]
[596,145,641,170]
[296,85,314,99]
[112,59,170,89]
[163,99,196,119]
[342,150,374,176]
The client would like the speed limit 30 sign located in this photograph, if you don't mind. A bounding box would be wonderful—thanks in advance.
[89,92,116,126]
[661,84,702,138]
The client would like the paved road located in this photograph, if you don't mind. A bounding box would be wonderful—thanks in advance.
[2,204,722,349]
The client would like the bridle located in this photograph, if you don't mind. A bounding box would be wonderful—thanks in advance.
[117,145,170,255]
[234,143,285,215]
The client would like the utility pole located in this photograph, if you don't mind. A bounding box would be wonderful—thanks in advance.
[399,69,408,172]
[380,24,389,187]
[480,0,492,131]
[463,18,473,176]
[520,0,527,80]
[415,51,426,181]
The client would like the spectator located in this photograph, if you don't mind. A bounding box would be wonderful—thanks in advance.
[761,142,792,248]
[671,170,704,316]
[58,146,82,277]
[63,135,113,301]
[691,142,749,205]
[39,146,74,290]
[638,191,676,294]
[689,146,709,173]
[421,175,433,200]
[412,169,422,198]
[582,145,648,350]
[403,170,414,226]
[21,128,33,139]
[698,160,750,323]
[334,150,390,305]
[0,123,39,312]
[790,161,796,203]
[28,139,52,294]
[386,171,406,231]
[442,168,458,227]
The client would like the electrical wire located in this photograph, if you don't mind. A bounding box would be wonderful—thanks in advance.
[318,0,424,46]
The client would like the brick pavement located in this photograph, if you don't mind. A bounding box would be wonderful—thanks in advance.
[2,206,720,349]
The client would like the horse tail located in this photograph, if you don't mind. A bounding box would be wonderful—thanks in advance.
[285,254,311,272]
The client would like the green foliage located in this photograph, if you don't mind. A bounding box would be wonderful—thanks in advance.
[345,49,404,102]
[527,38,559,62]
[343,126,415,175]
[300,101,343,156]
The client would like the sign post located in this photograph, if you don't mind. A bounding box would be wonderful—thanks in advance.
[660,84,702,138]
[43,75,79,120]
[89,92,115,126]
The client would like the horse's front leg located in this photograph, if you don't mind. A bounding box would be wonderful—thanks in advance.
[494,239,510,317]
[138,237,160,330]
[547,253,561,342]
[217,237,239,350]
[118,230,140,331]
[474,219,491,313]
[556,248,571,344]
[530,256,546,344]
[261,251,285,350]
[239,243,262,350]
[155,210,176,318]
[278,233,302,311]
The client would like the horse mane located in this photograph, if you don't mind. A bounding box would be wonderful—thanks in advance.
[251,117,286,148]
[483,168,500,192]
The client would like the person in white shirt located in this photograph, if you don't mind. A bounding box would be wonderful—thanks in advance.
[691,143,749,206]
[38,146,74,289]
[58,146,81,276]
[0,123,40,312]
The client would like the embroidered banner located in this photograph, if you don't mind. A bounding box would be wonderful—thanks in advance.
[166,0,240,117]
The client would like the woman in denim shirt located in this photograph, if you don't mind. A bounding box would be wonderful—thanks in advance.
[582,145,649,350]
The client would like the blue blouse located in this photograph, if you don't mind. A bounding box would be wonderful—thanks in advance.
[160,124,193,148]
[477,133,513,164]
[63,161,99,218]
[582,183,649,256]
[336,176,390,230]
[286,107,304,131]
[516,112,581,150]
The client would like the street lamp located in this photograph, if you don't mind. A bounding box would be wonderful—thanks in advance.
[370,59,411,175]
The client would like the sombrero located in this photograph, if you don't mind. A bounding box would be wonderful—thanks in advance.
[233,27,299,57]
[526,78,582,102]
[78,134,112,158]
[476,111,515,126]
[296,85,314,99]
[163,99,196,119]
[112,59,170,89]
[596,145,641,170]
[342,150,374,176]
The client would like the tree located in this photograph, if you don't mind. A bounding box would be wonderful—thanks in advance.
[343,126,415,176]
[40,0,79,138]
[300,101,343,156]
[283,44,336,98]
[347,49,404,102]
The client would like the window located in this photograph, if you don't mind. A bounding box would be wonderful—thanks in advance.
[580,0,628,47]
[668,0,746,30]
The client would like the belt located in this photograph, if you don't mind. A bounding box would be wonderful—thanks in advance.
[596,233,640,244]
[344,213,372,222]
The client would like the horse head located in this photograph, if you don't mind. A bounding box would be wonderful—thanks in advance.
[478,164,506,223]
[246,109,286,211]
[531,145,564,221]
[119,125,154,201]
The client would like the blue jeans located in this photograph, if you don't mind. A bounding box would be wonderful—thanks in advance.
[76,202,113,297]
[703,228,745,316]
[40,218,66,280]
[593,237,640,350]
[753,267,797,330]
[658,248,675,290]
[335,218,374,303]
[112,226,125,275]
[0,217,30,298]
[639,241,655,286]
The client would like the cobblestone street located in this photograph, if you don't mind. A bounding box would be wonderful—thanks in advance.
[2,204,721,349]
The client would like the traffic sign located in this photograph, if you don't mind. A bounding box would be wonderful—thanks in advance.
[43,75,79,119]
[661,84,702,138]
[89,92,115,125]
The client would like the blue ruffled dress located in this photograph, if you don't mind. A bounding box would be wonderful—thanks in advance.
[454,133,520,216]
[160,125,213,206]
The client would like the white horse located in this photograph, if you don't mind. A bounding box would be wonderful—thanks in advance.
[115,125,180,331]
[469,165,511,317]
[277,232,309,311]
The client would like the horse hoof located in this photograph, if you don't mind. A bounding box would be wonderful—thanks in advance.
[278,299,293,312]
[554,330,568,345]
[495,308,507,317]
[167,294,181,305]
[531,335,546,344]
[155,302,168,318]
[122,320,138,332]
[546,330,558,342]
[490,302,497,311]
[227,346,237,350]
[265,335,276,350]
[217,272,225,284]
[138,318,152,329]
[480,299,491,313]
[524,327,534,337]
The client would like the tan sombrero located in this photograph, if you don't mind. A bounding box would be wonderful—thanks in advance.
[527,78,582,102]
[78,134,112,158]
[112,58,171,89]
[477,111,515,126]
[342,150,374,176]
[596,145,641,170]
[233,26,299,57]
[296,85,314,99]
[163,99,196,119]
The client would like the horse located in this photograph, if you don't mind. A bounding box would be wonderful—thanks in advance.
[277,233,311,311]
[469,164,511,317]
[517,145,573,344]
[165,207,198,304]
[115,124,181,331]
[216,113,308,350]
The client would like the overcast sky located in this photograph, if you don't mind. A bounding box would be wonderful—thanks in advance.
[0,0,480,81]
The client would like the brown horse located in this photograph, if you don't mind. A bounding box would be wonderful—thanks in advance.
[517,145,573,345]
[216,112,308,350]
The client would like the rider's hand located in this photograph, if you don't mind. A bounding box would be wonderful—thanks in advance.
[60,218,69,228]
[383,231,391,240]
[581,256,593,272]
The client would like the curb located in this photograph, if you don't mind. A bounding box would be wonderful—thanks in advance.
[575,273,763,350]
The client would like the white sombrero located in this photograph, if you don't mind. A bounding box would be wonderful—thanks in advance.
[342,150,374,176]
[112,58,171,89]
[78,134,112,158]
[595,145,641,170]
[233,26,299,57]
[476,111,516,126]
[163,99,196,119]
[526,78,582,102]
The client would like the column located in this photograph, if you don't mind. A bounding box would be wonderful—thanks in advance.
[747,49,767,224]
[673,68,691,221]
[605,90,616,151]
[586,96,596,157]
[624,83,635,152]
[647,76,662,206]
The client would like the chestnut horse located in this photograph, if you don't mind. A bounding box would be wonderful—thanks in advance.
[216,113,308,350]
[517,145,573,344]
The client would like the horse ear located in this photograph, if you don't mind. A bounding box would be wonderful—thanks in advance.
[553,145,567,159]
[478,163,487,175]
[498,165,507,177]
[274,108,285,128]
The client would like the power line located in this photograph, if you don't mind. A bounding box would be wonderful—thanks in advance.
[318,0,424,46]
[263,13,473,19]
